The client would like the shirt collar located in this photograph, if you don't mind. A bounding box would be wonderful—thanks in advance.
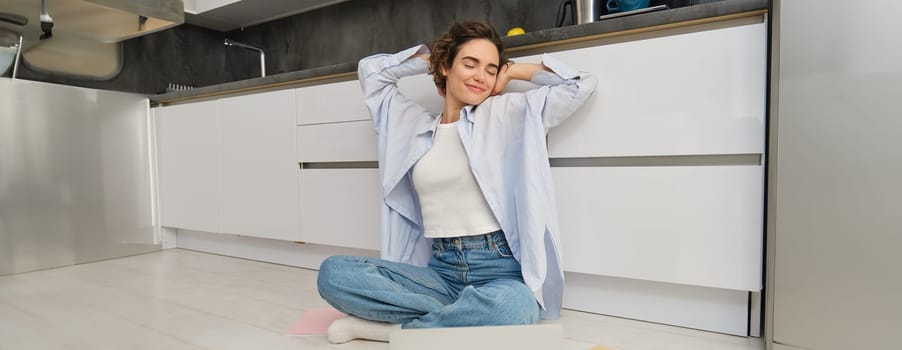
[416,112,442,136]
[423,105,476,136]
[462,105,477,123]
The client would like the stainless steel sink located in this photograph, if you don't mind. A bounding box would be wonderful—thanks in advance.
[0,0,183,78]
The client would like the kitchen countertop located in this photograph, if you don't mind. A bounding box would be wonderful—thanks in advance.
[150,0,768,105]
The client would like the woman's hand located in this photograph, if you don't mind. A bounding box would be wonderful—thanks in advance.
[492,62,514,96]
[492,62,550,96]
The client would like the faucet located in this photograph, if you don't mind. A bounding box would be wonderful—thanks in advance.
[224,38,265,77]
[40,0,53,40]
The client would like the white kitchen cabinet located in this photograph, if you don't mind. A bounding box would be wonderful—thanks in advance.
[156,89,300,241]
[537,22,767,294]
[294,75,385,249]
[293,71,439,127]
[547,23,767,157]
[297,169,382,250]
[155,100,221,233]
[291,60,437,251]
[296,118,381,249]
[296,80,370,125]
[296,120,378,163]
[553,166,764,291]
[219,89,300,241]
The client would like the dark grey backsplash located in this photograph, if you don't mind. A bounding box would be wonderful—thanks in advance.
[224,0,564,78]
[16,0,710,94]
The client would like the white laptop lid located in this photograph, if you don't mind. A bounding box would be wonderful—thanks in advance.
[390,323,563,350]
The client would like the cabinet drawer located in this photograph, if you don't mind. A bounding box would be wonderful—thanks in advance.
[546,23,767,157]
[296,80,370,125]
[298,169,381,250]
[553,165,764,291]
[297,120,378,163]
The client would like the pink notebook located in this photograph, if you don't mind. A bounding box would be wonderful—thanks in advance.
[286,307,346,335]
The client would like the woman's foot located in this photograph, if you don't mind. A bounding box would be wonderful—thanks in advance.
[326,315,402,344]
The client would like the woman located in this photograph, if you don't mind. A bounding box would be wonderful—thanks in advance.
[317,21,596,343]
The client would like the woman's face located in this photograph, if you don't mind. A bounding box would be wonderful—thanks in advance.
[441,39,500,108]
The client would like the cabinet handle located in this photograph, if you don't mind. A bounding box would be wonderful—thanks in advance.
[300,161,379,169]
[549,153,761,167]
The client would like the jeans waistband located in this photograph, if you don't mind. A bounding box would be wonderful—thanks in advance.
[432,230,507,251]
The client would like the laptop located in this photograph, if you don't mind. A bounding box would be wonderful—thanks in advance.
[390,323,564,350]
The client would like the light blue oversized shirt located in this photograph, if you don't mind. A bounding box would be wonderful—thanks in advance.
[358,44,596,320]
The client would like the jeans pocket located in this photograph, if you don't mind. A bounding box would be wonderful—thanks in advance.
[492,242,515,258]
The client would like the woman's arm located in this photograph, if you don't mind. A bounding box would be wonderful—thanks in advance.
[493,55,597,130]
[491,62,549,95]
[358,45,431,131]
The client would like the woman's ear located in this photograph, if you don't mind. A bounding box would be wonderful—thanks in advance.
[440,64,448,77]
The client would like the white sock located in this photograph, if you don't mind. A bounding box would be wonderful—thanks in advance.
[326,315,402,344]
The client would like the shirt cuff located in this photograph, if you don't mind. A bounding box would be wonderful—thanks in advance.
[393,44,430,66]
[531,53,583,85]
[541,54,580,79]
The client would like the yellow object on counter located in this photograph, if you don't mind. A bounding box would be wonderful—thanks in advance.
[506,27,526,36]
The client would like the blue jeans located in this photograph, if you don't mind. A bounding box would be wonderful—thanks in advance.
[317,230,540,329]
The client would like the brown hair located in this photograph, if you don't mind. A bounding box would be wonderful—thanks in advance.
[429,21,508,93]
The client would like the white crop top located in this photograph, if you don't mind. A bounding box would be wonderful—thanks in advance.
[412,121,501,238]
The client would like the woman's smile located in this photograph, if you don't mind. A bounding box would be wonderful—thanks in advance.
[465,83,486,94]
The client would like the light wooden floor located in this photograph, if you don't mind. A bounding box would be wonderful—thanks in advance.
[0,249,764,350]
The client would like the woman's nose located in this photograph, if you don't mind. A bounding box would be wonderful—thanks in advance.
[474,70,485,83]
